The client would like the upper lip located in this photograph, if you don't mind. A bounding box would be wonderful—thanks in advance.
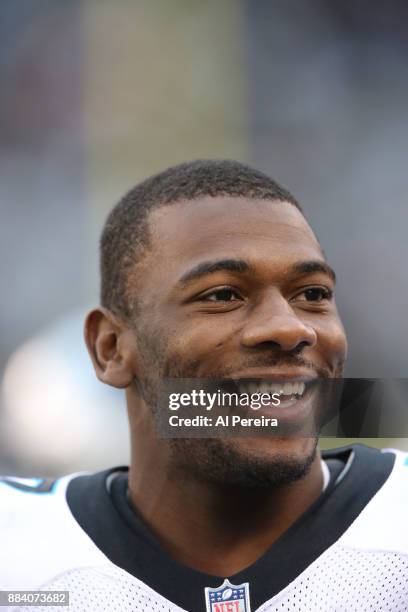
[229,370,318,382]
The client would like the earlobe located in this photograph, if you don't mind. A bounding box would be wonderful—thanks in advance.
[84,308,135,389]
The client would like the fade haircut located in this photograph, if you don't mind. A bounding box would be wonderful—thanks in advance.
[100,159,303,320]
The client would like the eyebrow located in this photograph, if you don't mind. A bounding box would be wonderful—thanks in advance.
[293,260,336,283]
[178,259,251,286]
[177,257,336,287]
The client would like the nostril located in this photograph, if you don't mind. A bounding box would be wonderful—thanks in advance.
[293,341,310,353]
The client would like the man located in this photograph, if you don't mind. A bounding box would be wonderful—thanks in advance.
[1,160,407,611]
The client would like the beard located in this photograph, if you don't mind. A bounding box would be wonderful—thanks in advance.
[133,322,325,489]
[168,436,319,489]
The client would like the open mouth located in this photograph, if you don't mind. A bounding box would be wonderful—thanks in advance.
[227,378,320,432]
[238,380,307,399]
[232,379,316,406]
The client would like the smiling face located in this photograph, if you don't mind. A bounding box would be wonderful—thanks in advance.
[125,196,348,486]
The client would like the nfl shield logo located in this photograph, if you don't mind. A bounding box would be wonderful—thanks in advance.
[205,578,251,612]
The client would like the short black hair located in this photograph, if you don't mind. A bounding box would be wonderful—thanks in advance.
[100,159,302,319]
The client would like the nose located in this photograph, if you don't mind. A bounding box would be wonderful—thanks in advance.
[240,293,317,352]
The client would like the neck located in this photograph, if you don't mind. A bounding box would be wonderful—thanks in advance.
[128,434,324,576]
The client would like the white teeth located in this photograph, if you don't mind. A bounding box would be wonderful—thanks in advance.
[238,380,306,397]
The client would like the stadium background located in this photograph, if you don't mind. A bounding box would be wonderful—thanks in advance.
[1,1,407,476]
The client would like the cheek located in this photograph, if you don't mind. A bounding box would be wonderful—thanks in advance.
[178,314,234,347]
[168,319,237,367]
[171,330,220,360]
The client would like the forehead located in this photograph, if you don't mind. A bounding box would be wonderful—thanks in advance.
[145,196,322,268]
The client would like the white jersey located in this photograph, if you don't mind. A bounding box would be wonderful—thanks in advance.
[1,445,407,611]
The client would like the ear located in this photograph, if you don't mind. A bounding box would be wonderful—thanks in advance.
[84,307,135,388]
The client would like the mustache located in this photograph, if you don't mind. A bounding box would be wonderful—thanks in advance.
[163,353,332,380]
[220,356,331,380]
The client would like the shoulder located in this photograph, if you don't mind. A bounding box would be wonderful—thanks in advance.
[338,446,408,554]
[0,472,184,611]
[0,473,110,589]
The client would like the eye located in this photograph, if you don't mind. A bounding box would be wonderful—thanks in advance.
[199,287,241,302]
[296,287,333,302]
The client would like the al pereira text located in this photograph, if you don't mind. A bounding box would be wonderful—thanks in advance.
[168,415,279,427]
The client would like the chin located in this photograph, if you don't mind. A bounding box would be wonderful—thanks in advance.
[234,435,318,457]
[169,436,318,489]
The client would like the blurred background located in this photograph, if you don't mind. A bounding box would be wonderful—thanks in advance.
[1,0,407,476]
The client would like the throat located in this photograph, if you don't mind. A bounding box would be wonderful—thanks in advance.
[127,458,324,576]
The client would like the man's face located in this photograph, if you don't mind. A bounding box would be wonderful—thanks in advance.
[128,197,347,486]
